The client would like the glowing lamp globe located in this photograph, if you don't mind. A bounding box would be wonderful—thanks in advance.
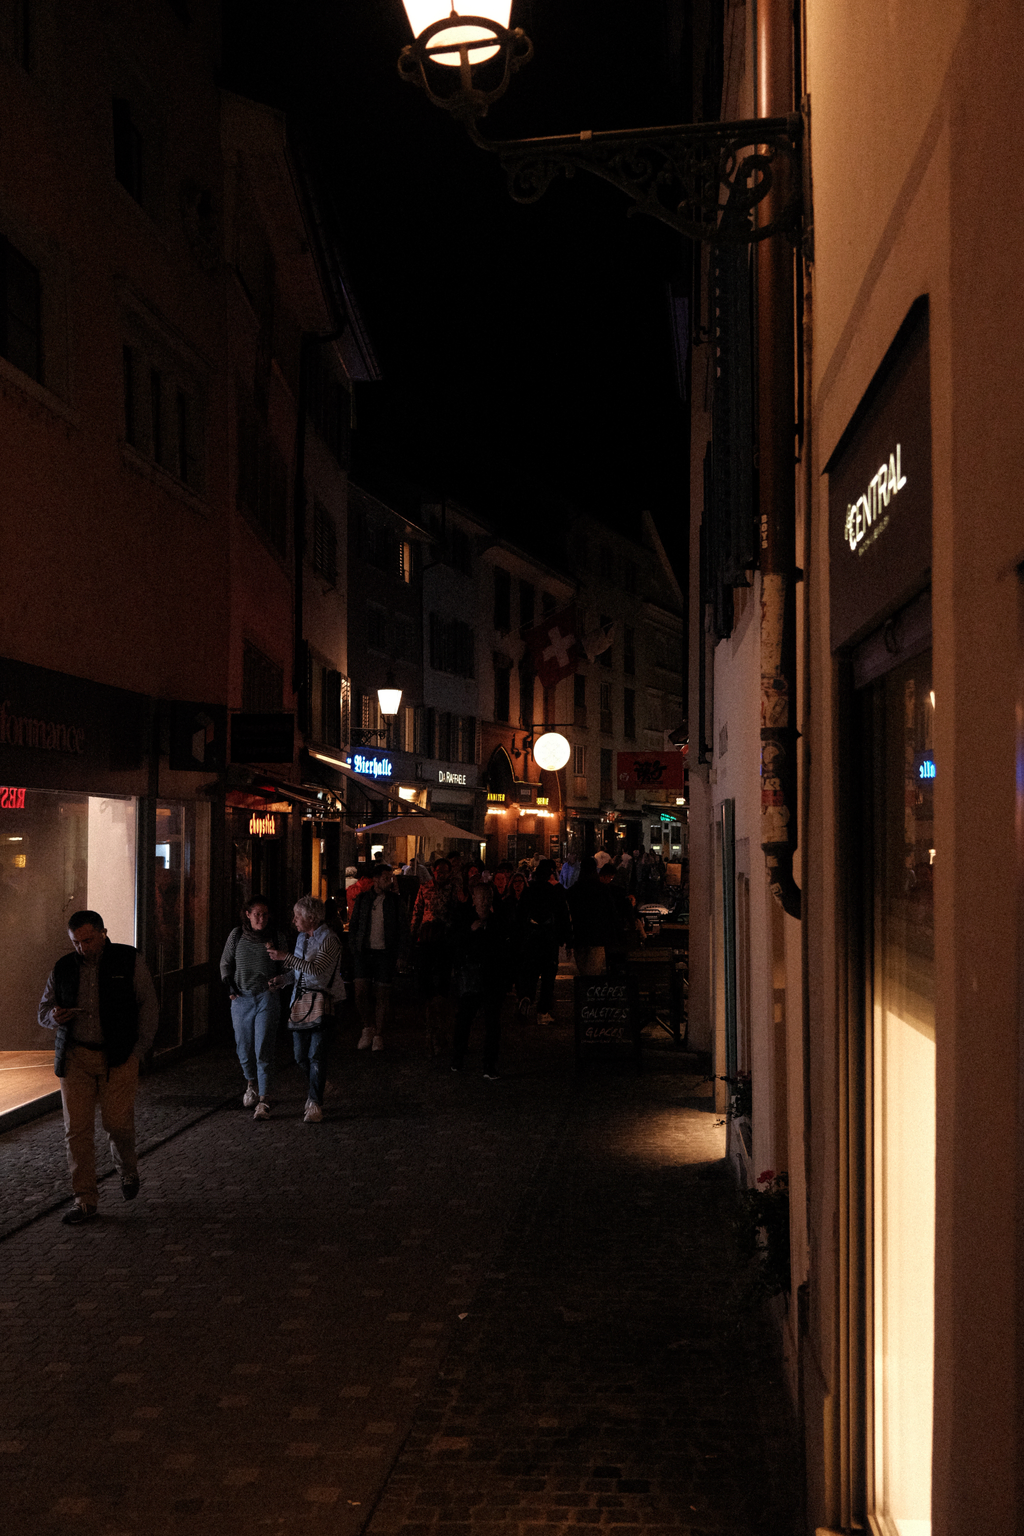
[402,1,512,66]
[377,686,403,717]
[532,732,571,772]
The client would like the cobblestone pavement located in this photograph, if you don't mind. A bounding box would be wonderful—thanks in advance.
[0,979,803,1536]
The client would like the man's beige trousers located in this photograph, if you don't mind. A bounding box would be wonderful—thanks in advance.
[60,1047,139,1206]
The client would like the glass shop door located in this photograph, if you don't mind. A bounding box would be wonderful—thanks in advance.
[863,647,935,1536]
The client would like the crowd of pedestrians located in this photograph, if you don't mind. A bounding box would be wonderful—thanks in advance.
[37,846,668,1222]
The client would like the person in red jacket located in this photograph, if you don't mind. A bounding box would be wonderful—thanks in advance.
[346,865,375,921]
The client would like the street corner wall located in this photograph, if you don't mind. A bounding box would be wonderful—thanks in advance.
[806,2,1024,1529]
[932,3,1024,1527]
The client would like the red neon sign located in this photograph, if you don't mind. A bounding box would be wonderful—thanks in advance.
[0,787,26,809]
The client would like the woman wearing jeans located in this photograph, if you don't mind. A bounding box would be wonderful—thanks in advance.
[219,895,287,1120]
[267,895,344,1123]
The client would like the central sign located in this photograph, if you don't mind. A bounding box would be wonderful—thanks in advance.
[439,769,467,785]
[827,299,931,651]
[843,444,907,555]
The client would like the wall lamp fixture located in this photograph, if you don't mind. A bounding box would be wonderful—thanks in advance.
[398,3,804,246]
[514,724,573,771]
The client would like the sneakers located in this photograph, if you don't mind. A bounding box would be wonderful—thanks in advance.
[62,1202,97,1226]
[303,1100,323,1123]
[253,1100,271,1120]
[357,1027,374,1050]
[483,1071,501,1081]
[242,1083,259,1108]
[372,1035,385,1052]
[120,1173,140,1201]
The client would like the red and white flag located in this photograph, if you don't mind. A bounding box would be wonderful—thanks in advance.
[523,605,584,689]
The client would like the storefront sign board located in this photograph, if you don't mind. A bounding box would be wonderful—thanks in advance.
[827,299,932,651]
[0,657,148,791]
[573,975,642,1069]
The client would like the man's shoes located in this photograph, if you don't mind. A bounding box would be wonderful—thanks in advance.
[303,1100,323,1123]
[517,996,532,1017]
[120,1173,140,1202]
[483,1071,501,1081]
[372,1035,385,1051]
[62,1202,97,1226]
[253,1100,271,1120]
[242,1083,259,1108]
[357,1027,374,1050]
[450,1064,463,1073]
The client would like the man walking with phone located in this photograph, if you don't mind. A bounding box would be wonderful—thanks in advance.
[38,910,159,1225]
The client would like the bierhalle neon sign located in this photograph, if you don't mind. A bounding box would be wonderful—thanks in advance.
[352,753,393,780]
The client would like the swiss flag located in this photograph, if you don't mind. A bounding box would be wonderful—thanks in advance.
[523,605,584,689]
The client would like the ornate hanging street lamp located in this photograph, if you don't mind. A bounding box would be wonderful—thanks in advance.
[397,3,803,246]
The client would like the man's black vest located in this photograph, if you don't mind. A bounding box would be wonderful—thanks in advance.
[52,942,140,1069]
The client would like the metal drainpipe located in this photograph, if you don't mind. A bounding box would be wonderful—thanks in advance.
[757,0,801,919]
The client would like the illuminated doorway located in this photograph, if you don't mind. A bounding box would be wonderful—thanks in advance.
[0,790,136,1114]
[862,646,935,1536]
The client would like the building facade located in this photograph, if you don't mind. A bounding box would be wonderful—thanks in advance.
[476,540,574,868]
[685,0,1024,1530]
[0,2,375,1075]
[562,512,686,867]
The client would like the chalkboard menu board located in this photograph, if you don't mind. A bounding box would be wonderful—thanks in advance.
[574,975,642,1068]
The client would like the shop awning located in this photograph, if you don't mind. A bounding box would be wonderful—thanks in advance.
[224,789,295,812]
[223,765,341,813]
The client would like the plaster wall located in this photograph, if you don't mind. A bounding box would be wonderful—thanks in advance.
[708,577,786,1180]
[806,1,1024,1528]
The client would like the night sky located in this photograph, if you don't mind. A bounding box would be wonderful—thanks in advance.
[222,1,692,576]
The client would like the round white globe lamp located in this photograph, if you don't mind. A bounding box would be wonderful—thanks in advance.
[532,732,571,772]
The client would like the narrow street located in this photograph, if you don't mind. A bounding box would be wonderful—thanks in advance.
[0,986,801,1536]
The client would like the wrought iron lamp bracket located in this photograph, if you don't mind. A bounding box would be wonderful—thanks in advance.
[491,116,803,246]
[398,20,803,246]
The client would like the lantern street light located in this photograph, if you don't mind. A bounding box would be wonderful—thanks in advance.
[350,678,404,747]
[399,3,532,128]
[397,3,804,246]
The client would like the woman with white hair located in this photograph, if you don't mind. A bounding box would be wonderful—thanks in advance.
[267,894,344,1123]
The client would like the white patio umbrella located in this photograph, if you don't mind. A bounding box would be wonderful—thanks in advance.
[357,814,474,841]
